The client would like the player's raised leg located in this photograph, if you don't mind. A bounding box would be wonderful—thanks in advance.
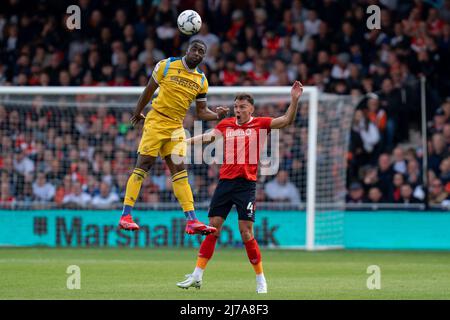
[239,220,267,293]
[165,155,217,235]
[177,217,223,289]
[118,154,156,231]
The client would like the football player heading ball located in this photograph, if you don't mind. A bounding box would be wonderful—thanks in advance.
[118,39,229,235]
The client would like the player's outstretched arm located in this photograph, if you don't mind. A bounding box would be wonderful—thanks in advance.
[196,100,229,121]
[270,81,303,129]
[130,77,159,127]
[186,129,222,145]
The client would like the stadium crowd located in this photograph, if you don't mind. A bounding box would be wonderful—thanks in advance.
[1,0,450,208]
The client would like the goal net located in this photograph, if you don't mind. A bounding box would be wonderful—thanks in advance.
[0,86,355,250]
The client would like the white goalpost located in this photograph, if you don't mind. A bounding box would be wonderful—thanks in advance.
[0,86,355,250]
[306,87,318,251]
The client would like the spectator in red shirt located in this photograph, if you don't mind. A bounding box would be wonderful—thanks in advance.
[226,10,244,43]
[427,8,445,36]
[107,72,131,87]
[247,59,269,85]
[367,95,387,135]
[390,173,405,202]
[0,182,15,208]
[262,31,283,57]
[219,59,240,86]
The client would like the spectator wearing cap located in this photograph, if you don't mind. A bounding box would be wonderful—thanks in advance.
[346,182,365,203]
[429,108,446,135]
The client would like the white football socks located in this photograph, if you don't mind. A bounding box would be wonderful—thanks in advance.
[192,267,204,280]
[256,273,266,284]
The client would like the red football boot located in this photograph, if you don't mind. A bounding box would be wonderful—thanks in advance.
[118,215,140,231]
[185,220,217,235]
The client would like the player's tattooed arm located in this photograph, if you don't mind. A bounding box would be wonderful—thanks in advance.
[130,76,159,127]
[196,100,229,121]
[270,81,303,129]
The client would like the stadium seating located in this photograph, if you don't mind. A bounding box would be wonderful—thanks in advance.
[0,0,450,209]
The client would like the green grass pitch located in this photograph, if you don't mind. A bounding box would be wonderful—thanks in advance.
[1,248,449,299]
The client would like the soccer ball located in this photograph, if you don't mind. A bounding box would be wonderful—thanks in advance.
[177,10,202,35]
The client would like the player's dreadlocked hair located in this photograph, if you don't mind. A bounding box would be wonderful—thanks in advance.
[188,39,207,50]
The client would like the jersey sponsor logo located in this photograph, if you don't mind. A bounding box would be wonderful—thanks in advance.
[225,128,255,138]
[169,76,200,91]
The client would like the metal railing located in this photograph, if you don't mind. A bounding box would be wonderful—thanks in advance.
[2,200,449,212]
